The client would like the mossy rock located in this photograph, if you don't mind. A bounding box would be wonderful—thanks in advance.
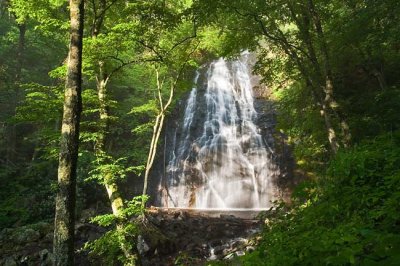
[138,217,176,255]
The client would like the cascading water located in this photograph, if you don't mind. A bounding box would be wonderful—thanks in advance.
[156,53,279,209]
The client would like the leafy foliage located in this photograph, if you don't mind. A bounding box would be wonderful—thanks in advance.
[84,196,148,265]
[241,132,400,265]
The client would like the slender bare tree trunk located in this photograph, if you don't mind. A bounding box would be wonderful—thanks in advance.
[53,1,84,265]
[142,69,175,198]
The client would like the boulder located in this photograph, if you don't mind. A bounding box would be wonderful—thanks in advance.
[39,249,55,266]
[14,228,41,244]
[3,257,17,266]
[137,235,150,255]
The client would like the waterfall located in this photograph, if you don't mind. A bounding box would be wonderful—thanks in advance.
[157,53,278,209]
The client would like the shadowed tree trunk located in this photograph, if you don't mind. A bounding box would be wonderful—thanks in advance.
[6,20,25,165]
[53,0,84,265]
[254,13,340,154]
[307,0,351,149]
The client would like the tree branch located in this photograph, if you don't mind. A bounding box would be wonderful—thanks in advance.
[108,57,161,79]
[166,18,197,55]
[136,39,165,62]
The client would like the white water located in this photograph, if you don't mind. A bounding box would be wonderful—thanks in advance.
[159,53,277,209]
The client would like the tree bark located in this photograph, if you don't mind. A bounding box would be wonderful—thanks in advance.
[142,68,175,198]
[89,0,126,219]
[95,76,137,265]
[93,32,137,265]
[256,13,341,154]
[53,1,84,265]
[95,70,125,216]
[307,0,351,149]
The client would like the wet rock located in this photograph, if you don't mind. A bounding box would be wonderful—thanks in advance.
[19,256,29,265]
[220,214,237,220]
[231,238,247,249]
[246,246,255,253]
[142,209,262,265]
[147,215,162,226]
[213,245,226,256]
[39,249,54,266]
[236,250,245,256]
[137,235,150,255]
[223,253,235,260]
[209,239,222,247]
[223,229,235,237]
[3,257,17,266]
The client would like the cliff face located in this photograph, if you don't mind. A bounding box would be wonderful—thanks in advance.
[149,54,294,208]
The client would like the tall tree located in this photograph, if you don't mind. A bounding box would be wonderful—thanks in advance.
[53,0,84,265]
[1,0,27,165]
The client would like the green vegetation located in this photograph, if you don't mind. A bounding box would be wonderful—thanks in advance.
[1,0,399,265]
[84,196,147,265]
[241,134,400,265]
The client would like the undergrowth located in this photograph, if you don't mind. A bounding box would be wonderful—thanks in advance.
[240,132,400,265]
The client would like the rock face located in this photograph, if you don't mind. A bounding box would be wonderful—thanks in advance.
[139,208,262,265]
[149,53,294,208]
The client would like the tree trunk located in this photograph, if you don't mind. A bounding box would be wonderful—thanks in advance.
[89,0,127,217]
[142,69,175,199]
[257,14,341,154]
[88,2,137,259]
[6,22,25,165]
[287,3,341,153]
[308,0,351,149]
[95,65,137,265]
[53,1,84,265]
[95,73,125,216]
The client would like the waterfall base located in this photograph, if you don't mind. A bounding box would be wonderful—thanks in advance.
[140,207,262,265]
[151,206,270,219]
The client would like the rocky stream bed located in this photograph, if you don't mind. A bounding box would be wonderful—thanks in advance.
[140,208,262,265]
[0,208,263,266]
